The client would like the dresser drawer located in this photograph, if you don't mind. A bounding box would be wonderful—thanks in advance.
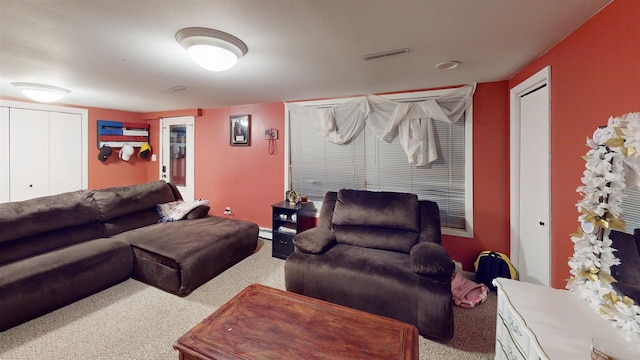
[496,336,525,360]
[496,313,529,359]
[494,279,552,360]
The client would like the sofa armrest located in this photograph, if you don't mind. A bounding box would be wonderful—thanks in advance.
[292,228,337,254]
[410,242,455,276]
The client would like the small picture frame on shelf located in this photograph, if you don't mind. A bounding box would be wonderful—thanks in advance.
[230,114,251,146]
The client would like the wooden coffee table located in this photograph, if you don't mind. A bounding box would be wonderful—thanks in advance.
[174,284,418,360]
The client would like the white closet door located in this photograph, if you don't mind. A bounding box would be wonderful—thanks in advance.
[49,112,82,195]
[518,84,551,287]
[10,108,50,201]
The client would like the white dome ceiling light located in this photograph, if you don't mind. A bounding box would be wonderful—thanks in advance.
[11,82,71,103]
[176,27,248,72]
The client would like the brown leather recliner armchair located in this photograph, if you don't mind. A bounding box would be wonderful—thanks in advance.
[284,189,455,340]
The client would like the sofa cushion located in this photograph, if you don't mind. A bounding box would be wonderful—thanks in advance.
[0,222,104,266]
[102,208,163,237]
[333,225,418,254]
[113,216,258,296]
[0,238,133,331]
[90,180,177,221]
[332,189,420,231]
[0,190,100,243]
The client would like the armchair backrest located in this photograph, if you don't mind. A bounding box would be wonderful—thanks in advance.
[320,189,441,254]
[317,191,338,230]
[418,200,442,244]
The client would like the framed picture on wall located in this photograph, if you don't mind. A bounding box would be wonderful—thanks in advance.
[230,114,251,146]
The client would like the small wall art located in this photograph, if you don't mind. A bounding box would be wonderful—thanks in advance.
[230,114,251,146]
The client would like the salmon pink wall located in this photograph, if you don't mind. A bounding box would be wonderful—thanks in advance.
[142,105,284,226]
[510,0,640,288]
[444,81,511,271]
[193,103,285,227]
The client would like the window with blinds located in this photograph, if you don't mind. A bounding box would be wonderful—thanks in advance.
[287,90,473,237]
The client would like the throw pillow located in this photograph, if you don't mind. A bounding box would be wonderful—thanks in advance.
[157,199,210,222]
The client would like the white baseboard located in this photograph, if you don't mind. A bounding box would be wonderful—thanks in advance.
[258,227,272,240]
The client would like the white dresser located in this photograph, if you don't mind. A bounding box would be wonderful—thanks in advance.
[493,278,638,360]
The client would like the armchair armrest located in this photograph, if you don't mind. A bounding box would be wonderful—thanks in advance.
[292,228,337,254]
[410,242,455,276]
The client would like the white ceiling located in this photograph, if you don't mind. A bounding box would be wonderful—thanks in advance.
[0,0,610,113]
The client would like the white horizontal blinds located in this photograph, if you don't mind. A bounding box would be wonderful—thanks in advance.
[364,114,466,229]
[287,85,474,233]
[289,109,365,201]
[621,189,640,232]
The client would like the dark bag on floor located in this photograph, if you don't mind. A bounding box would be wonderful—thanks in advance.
[473,251,517,291]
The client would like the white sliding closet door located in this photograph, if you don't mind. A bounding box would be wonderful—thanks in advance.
[1,103,86,203]
[49,111,82,195]
[10,108,50,201]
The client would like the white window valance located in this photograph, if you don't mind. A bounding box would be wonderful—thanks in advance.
[285,84,475,166]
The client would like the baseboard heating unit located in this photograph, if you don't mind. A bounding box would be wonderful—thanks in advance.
[258,227,272,240]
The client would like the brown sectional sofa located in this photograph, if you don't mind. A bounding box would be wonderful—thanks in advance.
[0,180,258,331]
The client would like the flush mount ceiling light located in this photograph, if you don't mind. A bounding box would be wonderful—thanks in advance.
[435,61,461,70]
[11,82,71,103]
[176,27,248,72]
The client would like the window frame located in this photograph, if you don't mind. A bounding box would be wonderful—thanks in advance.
[284,88,474,238]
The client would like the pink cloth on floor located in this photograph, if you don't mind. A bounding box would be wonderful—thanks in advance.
[451,272,488,308]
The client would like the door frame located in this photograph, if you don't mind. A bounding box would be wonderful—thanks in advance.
[159,116,195,201]
[509,66,551,283]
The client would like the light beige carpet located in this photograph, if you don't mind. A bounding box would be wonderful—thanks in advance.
[0,240,496,359]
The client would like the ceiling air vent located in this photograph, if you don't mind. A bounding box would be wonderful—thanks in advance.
[363,48,410,61]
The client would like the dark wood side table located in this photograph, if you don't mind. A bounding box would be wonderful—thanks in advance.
[271,201,312,259]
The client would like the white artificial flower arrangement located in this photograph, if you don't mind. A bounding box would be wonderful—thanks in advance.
[567,112,640,344]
